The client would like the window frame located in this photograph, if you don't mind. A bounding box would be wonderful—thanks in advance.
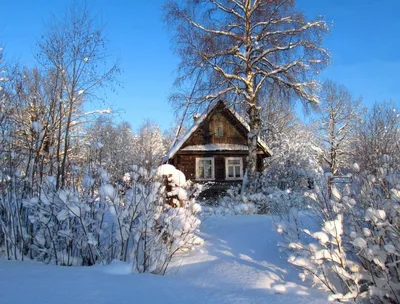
[195,157,215,181]
[225,157,243,180]
[214,121,224,137]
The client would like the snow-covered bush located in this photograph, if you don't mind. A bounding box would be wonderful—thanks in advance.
[278,157,400,303]
[0,157,202,274]
[201,185,258,215]
[131,164,202,274]
[251,174,316,215]
[239,121,325,215]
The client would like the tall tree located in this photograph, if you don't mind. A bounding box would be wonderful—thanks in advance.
[165,0,329,181]
[317,80,361,176]
[36,3,119,188]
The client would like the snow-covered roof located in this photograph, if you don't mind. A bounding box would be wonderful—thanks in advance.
[163,100,272,162]
[181,144,249,152]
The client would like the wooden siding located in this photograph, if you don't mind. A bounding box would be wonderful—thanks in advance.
[182,107,248,148]
[172,152,265,182]
[174,153,246,182]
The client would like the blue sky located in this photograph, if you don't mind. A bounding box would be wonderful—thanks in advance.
[1,0,399,131]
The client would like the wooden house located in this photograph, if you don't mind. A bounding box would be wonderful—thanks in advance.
[163,100,272,186]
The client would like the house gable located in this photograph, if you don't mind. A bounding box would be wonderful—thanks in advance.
[181,101,248,148]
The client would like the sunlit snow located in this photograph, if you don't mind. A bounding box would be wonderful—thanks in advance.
[0,215,329,304]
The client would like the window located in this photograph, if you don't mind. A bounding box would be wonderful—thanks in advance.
[214,121,224,137]
[196,157,215,180]
[225,157,243,179]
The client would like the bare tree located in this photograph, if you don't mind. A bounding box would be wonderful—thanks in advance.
[354,101,400,175]
[164,0,329,181]
[36,3,119,189]
[317,80,362,177]
[3,68,69,196]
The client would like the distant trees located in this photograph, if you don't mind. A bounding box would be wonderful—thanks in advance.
[135,121,167,172]
[0,46,8,158]
[316,80,361,176]
[84,118,136,182]
[85,118,170,178]
[353,101,400,175]
[261,96,296,145]
[165,0,329,182]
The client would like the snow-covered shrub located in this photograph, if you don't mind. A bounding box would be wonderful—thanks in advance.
[242,121,324,214]
[263,121,322,188]
[252,174,315,215]
[131,164,202,274]
[201,185,258,215]
[278,157,400,303]
[22,168,113,266]
[0,156,202,274]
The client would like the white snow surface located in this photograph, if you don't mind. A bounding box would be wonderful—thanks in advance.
[182,144,249,151]
[0,215,328,304]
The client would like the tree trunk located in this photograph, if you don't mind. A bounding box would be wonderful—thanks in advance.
[247,103,261,185]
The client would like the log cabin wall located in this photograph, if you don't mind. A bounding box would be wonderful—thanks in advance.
[173,153,247,182]
[172,153,265,182]
[182,108,248,148]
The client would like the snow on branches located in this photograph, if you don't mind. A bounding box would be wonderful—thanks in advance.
[0,161,203,275]
[277,156,400,303]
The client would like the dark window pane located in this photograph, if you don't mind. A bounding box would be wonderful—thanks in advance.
[228,166,234,177]
[235,166,241,177]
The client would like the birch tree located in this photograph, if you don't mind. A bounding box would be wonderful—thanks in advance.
[317,80,361,176]
[165,0,329,181]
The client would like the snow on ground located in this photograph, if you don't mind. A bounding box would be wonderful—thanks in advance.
[0,215,328,304]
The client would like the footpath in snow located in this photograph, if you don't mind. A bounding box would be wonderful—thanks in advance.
[0,215,328,304]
